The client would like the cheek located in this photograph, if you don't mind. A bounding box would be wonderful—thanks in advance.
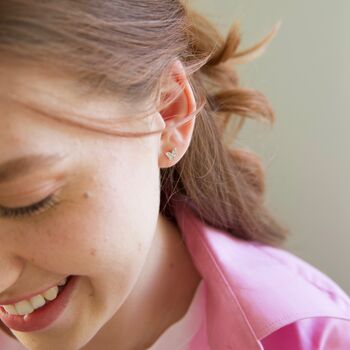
[17,179,158,281]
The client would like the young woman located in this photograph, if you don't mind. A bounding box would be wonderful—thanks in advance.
[0,1,349,349]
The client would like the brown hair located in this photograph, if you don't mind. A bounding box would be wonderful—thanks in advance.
[0,1,289,249]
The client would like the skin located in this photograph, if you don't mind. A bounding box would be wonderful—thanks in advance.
[0,57,202,350]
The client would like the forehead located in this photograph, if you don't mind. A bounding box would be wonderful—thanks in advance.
[0,58,151,138]
[0,62,86,155]
[0,59,123,118]
[0,57,82,103]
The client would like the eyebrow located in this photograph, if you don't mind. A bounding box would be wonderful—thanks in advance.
[0,153,68,185]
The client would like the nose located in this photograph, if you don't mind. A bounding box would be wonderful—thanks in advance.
[0,252,23,294]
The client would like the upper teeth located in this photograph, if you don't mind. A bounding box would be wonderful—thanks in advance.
[1,277,68,316]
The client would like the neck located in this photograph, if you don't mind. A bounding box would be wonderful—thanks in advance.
[82,213,202,350]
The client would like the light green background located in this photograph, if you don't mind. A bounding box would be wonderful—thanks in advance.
[192,0,350,294]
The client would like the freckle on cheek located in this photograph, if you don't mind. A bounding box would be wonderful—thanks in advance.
[90,248,96,256]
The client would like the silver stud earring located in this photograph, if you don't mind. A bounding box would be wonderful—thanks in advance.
[165,147,177,160]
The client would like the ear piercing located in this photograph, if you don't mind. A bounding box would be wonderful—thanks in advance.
[165,147,177,160]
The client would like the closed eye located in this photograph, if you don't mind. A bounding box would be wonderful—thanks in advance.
[0,193,60,219]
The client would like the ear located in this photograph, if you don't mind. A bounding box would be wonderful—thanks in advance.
[157,59,197,169]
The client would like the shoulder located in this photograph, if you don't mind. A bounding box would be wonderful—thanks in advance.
[201,228,350,348]
[173,196,350,348]
[260,316,350,349]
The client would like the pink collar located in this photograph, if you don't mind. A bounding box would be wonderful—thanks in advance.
[172,194,350,349]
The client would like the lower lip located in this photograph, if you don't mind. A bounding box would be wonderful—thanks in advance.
[0,275,79,332]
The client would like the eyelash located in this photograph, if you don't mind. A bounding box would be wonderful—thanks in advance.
[0,193,60,219]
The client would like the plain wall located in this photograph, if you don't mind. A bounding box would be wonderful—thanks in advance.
[191,0,350,294]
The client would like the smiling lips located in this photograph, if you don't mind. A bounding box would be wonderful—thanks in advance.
[0,276,69,316]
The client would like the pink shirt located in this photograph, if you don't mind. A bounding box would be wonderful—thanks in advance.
[1,193,350,349]
[171,194,350,349]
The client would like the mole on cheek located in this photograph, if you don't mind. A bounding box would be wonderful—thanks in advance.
[83,191,91,199]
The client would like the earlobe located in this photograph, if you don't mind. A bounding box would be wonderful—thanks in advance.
[158,59,197,169]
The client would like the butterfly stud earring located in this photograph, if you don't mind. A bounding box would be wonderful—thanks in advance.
[165,147,177,160]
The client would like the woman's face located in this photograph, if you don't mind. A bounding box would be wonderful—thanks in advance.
[0,59,173,349]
